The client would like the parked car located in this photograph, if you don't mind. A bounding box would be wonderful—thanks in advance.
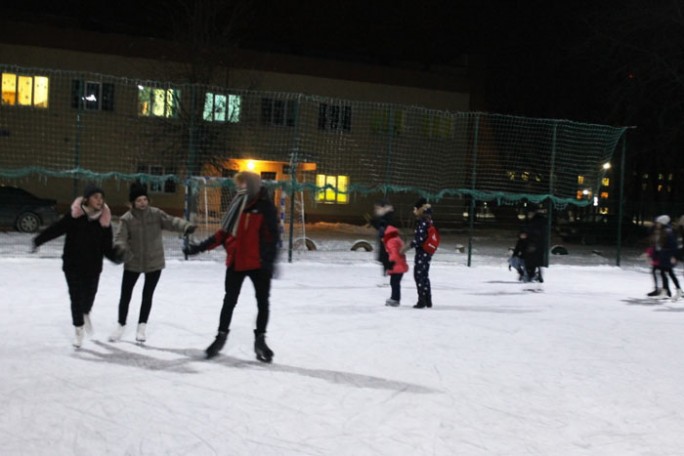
[0,186,60,233]
[556,213,650,245]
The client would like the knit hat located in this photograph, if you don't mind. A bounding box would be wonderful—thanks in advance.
[655,214,670,225]
[235,171,262,199]
[414,197,428,210]
[129,182,148,203]
[83,183,104,199]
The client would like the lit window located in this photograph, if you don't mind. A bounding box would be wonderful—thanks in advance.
[599,207,609,214]
[601,177,610,187]
[318,103,352,132]
[577,176,584,185]
[203,92,241,122]
[316,174,349,204]
[138,86,180,118]
[576,190,584,200]
[600,192,609,199]
[1,73,49,108]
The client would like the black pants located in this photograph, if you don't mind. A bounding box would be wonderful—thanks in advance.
[658,266,680,292]
[390,273,403,302]
[117,269,162,325]
[64,270,100,327]
[218,268,271,334]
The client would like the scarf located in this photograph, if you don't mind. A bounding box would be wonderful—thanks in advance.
[220,190,248,237]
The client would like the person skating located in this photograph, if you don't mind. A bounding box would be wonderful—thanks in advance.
[109,182,196,343]
[183,172,280,362]
[370,200,395,277]
[523,205,547,283]
[509,230,529,282]
[406,197,435,308]
[32,183,121,348]
[382,224,409,306]
[649,215,682,300]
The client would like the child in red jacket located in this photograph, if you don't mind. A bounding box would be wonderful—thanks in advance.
[382,225,409,306]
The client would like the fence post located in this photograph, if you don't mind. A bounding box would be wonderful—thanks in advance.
[467,114,480,267]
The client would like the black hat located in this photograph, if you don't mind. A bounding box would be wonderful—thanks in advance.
[414,197,428,209]
[129,182,148,202]
[83,183,104,199]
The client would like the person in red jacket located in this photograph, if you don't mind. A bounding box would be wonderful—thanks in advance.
[184,172,280,362]
[382,224,409,307]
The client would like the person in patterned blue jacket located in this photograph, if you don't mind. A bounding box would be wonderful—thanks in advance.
[407,197,434,308]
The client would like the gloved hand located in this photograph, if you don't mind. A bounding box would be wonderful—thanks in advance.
[183,243,203,256]
[112,246,126,264]
[184,224,197,235]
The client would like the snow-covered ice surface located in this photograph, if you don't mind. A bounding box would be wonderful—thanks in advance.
[2,226,684,456]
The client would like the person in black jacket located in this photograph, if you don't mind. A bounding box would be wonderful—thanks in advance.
[33,184,121,348]
[523,206,547,283]
[184,172,280,362]
[369,200,394,276]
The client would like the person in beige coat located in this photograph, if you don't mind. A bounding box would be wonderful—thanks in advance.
[109,182,195,343]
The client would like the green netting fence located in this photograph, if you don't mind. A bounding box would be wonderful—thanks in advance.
[0,64,628,263]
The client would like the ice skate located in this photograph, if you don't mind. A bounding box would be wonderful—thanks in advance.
[109,324,125,342]
[135,323,146,343]
[385,298,400,307]
[73,326,85,348]
[647,288,662,298]
[254,331,273,363]
[413,297,428,309]
[672,289,683,302]
[83,313,93,335]
[205,331,228,359]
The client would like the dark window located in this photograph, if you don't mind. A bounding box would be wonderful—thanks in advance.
[71,80,114,111]
[318,103,352,132]
[261,98,297,127]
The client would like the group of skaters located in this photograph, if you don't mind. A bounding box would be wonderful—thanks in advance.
[646,214,684,301]
[508,207,548,284]
[371,197,439,308]
[33,171,279,362]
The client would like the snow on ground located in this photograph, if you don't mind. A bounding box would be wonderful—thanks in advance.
[2,227,684,455]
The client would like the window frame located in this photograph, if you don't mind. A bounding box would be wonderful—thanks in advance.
[137,85,181,118]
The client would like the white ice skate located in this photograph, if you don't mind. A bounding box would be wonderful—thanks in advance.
[135,323,146,343]
[109,324,125,342]
[83,313,93,335]
[73,326,85,348]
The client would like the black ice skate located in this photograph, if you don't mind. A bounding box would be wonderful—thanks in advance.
[205,331,228,359]
[254,331,274,363]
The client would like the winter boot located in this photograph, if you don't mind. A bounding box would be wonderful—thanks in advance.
[135,323,147,343]
[647,288,662,297]
[205,331,228,359]
[254,331,274,363]
[385,298,400,307]
[426,296,433,308]
[109,324,125,342]
[413,297,427,309]
[73,326,85,348]
[83,313,93,335]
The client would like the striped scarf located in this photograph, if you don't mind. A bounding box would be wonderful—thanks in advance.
[220,190,248,237]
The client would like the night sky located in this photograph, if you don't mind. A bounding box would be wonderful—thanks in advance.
[6,0,684,206]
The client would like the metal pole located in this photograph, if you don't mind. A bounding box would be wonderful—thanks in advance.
[546,122,558,267]
[616,132,628,266]
[287,96,302,263]
[467,114,480,267]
